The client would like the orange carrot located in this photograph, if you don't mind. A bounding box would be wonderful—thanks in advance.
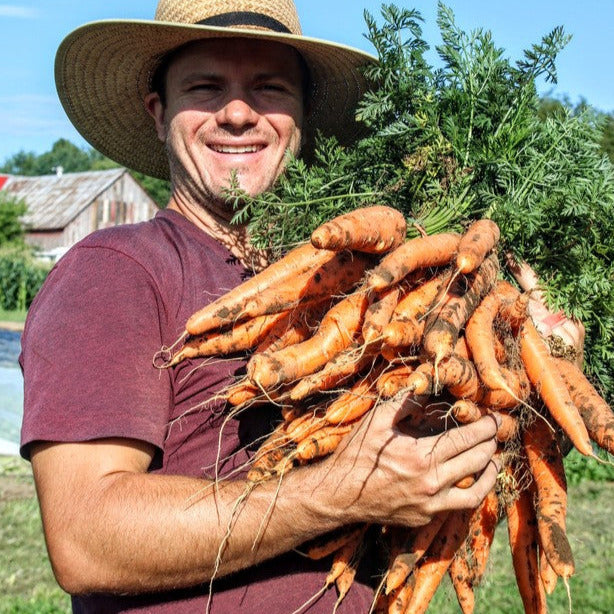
[246,421,291,483]
[404,509,473,614]
[289,343,375,401]
[311,205,407,254]
[519,318,593,456]
[497,280,529,332]
[449,556,475,614]
[553,356,614,455]
[255,301,326,353]
[539,547,559,595]
[240,250,372,320]
[225,379,260,407]
[323,363,384,425]
[362,285,402,345]
[387,576,415,614]
[422,254,499,365]
[247,290,370,389]
[366,232,461,291]
[284,407,327,443]
[456,219,500,274]
[169,311,290,365]
[186,242,337,335]
[381,272,448,349]
[465,487,499,586]
[450,399,483,424]
[385,513,449,595]
[302,523,366,561]
[404,355,481,399]
[505,470,548,614]
[376,363,416,398]
[294,424,354,463]
[523,415,575,579]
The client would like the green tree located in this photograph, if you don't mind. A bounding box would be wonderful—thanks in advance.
[601,113,614,163]
[0,193,27,246]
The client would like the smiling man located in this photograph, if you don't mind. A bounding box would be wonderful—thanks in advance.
[19,2,503,613]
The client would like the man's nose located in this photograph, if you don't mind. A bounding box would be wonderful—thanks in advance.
[216,96,259,129]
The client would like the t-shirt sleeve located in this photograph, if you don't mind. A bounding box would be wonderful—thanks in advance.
[20,244,172,458]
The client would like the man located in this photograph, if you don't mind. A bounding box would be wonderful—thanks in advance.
[20,1,502,612]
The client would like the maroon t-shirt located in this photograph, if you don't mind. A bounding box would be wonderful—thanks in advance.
[20,209,375,613]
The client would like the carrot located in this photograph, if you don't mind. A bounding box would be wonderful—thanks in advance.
[255,301,326,353]
[224,379,260,407]
[366,232,461,291]
[465,487,499,586]
[385,513,449,595]
[553,356,614,455]
[324,524,368,590]
[403,355,481,399]
[247,290,370,389]
[492,411,520,443]
[289,342,375,401]
[497,280,529,332]
[376,363,416,398]
[323,363,384,425]
[523,415,575,579]
[311,205,407,254]
[539,547,559,595]
[387,576,415,614]
[404,509,473,614]
[519,318,593,456]
[449,557,475,614]
[505,470,547,614]
[294,424,354,463]
[362,285,402,344]
[450,399,483,424]
[381,272,448,349]
[168,310,290,365]
[186,242,337,335]
[422,254,499,366]
[302,523,366,561]
[455,219,500,274]
[246,421,291,483]
[284,407,327,443]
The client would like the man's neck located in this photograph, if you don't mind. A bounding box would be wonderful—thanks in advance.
[167,195,269,271]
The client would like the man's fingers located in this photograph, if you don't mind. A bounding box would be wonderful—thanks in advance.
[427,414,500,464]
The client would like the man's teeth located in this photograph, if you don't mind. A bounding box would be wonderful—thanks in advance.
[211,145,262,153]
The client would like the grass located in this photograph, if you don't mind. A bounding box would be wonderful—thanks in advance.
[1,455,613,613]
[0,456,70,614]
[0,309,27,325]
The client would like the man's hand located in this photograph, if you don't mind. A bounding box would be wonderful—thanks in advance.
[318,394,501,528]
[506,256,585,364]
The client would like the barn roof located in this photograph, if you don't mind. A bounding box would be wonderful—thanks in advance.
[0,168,129,231]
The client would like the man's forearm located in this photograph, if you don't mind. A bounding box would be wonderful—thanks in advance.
[33,443,343,595]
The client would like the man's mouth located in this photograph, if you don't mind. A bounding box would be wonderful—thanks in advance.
[209,144,265,154]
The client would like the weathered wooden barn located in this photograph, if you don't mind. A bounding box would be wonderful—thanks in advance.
[0,168,159,259]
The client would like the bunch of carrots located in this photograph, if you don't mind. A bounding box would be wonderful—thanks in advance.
[160,205,614,613]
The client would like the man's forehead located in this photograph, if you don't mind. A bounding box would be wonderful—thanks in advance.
[169,37,303,70]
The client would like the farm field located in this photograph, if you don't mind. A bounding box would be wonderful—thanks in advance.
[1,455,613,614]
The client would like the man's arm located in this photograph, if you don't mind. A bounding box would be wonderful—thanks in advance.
[31,399,500,596]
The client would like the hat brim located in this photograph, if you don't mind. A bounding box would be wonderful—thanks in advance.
[55,19,376,180]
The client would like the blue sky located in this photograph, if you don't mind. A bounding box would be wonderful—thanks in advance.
[0,1,612,166]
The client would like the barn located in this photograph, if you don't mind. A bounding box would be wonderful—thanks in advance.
[0,168,159,260]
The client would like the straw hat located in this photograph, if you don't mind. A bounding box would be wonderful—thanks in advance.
[55,0,377,180]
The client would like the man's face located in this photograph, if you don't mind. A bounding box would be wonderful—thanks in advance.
[147,38,304,209]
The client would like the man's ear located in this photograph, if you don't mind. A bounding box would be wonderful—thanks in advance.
[144,92,167,142]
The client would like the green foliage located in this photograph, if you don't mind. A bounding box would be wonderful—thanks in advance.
[232,2,614,404]
[0,248,50,311]
[0,193,27,246]
[564,448,614,485]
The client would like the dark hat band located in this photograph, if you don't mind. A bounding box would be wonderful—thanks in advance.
[198,12,292,33]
